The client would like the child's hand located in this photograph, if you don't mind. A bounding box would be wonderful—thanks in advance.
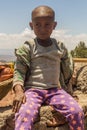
[12,90,26,113]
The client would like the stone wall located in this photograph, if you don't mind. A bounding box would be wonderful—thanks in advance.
[72,58,87,84]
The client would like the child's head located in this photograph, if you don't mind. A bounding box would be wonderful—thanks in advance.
[29,5,57,40]
[31,5,55,21]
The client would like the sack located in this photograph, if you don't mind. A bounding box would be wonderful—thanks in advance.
[0,64,13,82]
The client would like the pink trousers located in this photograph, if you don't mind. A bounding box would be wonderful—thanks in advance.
[15,88,84,130]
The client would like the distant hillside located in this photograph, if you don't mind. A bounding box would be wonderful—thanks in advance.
[0,49,14,55]
[0,49,15,62]
[0,55,16,62]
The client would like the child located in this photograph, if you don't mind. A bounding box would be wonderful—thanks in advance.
[12,5,84,130]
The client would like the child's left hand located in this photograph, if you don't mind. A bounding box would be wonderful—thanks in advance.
[12,91,26,113]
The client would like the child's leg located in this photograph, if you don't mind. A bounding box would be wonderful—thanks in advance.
[15,88,44,130]
[47,88,84,130]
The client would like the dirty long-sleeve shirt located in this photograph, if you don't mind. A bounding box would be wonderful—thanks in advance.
[13,38,73,90]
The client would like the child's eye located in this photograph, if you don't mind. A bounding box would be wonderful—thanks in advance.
[45,23,51,27]
[35,23,40,27]
[46,23,49,26]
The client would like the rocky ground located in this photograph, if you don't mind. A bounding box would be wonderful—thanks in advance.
[0,61,87,130]
[0,88,87,130]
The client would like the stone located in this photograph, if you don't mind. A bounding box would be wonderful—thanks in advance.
[0,106,69,130]
[76,65,87,93]
[0,92,87,130]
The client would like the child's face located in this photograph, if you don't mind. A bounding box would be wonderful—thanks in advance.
[29,17,57,40]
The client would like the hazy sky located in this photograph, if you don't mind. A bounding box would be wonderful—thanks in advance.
[0,0,87,52]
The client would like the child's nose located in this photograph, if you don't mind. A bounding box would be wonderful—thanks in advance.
[40,25,46,32]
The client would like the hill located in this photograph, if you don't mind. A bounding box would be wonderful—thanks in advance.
[0,49,15,62]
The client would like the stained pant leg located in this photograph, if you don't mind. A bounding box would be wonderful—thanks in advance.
[46,88,84,130]
[15,88,44,130]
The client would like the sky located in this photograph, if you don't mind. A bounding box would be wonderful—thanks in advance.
[0,0,87,54]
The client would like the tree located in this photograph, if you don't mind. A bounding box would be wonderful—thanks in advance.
[70,41,87,58]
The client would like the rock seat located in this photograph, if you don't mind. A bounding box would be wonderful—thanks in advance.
[0,90,87,130]
[0,78,87,130]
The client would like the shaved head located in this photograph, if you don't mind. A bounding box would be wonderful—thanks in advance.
[31,5,55,21]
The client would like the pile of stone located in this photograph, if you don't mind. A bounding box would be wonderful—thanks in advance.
[0,61,87,130]
[0,80,87,130]
[76,65,87,93]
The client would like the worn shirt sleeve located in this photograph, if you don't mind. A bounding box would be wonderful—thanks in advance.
[13,42,31,88]
[58,42,74,88]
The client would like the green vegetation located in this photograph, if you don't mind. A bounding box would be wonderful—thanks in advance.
[70,41,87,58]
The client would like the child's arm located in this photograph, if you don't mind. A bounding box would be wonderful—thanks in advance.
[13,43,31,89]
[58,42,74,90]
[12,43,31,112]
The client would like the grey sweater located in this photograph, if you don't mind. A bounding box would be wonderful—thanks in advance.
[13,38,73,90]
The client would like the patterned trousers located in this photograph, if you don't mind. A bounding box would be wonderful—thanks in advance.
[15,88,84,130]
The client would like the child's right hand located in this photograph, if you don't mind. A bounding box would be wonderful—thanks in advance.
[12,85,26,113]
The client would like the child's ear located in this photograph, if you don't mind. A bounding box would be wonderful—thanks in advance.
[29,22,33,30]
[53,22,57,29]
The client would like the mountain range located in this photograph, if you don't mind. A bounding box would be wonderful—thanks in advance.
[0,49,15,62]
